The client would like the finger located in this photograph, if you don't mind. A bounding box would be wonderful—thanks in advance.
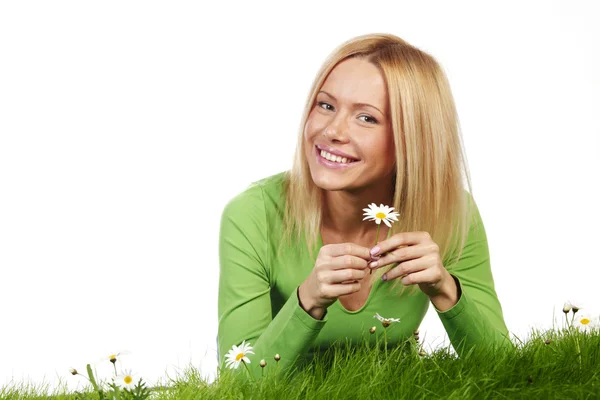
[329,254,369,270]
[324,282,361,298]
[326,243,372,261]
[369,243,434,270]
[388,268,439,287]
[370,231,431,257]
[382,258,427,281]
[325,268,367,284]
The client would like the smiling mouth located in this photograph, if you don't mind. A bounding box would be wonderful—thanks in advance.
[315,145,360,163]
[315,146,361,166]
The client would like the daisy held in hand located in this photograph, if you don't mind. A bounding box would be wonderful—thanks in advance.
[363,203,400,274]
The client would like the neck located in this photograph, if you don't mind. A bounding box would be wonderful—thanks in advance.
[321,176,396,240]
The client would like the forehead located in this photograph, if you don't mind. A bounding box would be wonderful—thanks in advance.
[320,58,388,106]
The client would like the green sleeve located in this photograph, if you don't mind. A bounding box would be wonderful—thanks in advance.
[434,195,514,357]
[217,184,327,379]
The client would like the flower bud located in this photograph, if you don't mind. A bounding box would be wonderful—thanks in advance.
[413,329,419,335]
[419,350,426,357]
[563,303,572,314]
[544,339,552,345]
[274,354,280,361]
[69,368,78,375]
[260,359,266,368]
[414,335,419,342]
[369,326,376,334]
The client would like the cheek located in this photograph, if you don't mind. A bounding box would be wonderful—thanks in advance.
[305,112,326,136]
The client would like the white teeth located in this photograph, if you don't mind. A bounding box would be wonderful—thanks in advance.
[320,149,355,164]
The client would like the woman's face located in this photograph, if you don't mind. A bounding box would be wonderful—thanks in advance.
[304,57,396,192]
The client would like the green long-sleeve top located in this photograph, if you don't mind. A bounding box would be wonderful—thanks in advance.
[218,172,512,378]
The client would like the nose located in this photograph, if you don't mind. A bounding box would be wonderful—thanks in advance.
[322,113,350,143]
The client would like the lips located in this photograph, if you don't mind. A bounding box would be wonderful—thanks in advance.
[315,144,360,161]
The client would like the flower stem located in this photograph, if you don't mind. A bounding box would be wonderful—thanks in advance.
[384,327,388,357]
[242,361,253,380]
[566,312,583,370]
[370,224,381,275]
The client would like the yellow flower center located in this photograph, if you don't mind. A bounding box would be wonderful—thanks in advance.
[376,212,386,219]
[124,375,133,385]
[581,318,590,325]
[236,352,245,361]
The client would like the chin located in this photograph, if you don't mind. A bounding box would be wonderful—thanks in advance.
[310,171,358,192]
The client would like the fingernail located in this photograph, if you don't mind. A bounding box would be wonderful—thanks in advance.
[370,261,378,268]
[370,246,380,255]
[382,274,388,281]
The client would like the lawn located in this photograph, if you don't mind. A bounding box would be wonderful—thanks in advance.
[2,325,599,400]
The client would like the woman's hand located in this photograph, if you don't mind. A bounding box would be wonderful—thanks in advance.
[368,231,454,298]
[298,243,373,319]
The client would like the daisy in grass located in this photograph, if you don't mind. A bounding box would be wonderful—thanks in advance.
[114,369,137,391]
[363,204,400,274]
[574,314,599,333]
[103,351,131,364]
[225,340,255,377]
[564,301,583,314]
[374,312,401,328]
[374,313,400,355]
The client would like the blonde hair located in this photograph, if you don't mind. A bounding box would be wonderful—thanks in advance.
[279,33,479,296]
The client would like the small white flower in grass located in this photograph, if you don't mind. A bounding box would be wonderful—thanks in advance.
[114,369,137,391]
[362,203,400,228]
[225,340,254,370]
[374,312,400,328]
[101,350,131,364]
[565,300,583,313]
[574,314,597,333]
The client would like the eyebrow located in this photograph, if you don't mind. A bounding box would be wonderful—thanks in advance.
[318,90,385,117]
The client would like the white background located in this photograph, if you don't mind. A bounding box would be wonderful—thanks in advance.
[1,0,599,393]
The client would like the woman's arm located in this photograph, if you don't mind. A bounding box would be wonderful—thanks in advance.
[218,183,327,379]
[434,195,514,357]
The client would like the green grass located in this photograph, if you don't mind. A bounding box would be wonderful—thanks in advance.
[2,326,600,400]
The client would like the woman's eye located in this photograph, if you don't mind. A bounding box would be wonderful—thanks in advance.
[359,115,378,124]
[317,102,377,124]
[317,101,333,111]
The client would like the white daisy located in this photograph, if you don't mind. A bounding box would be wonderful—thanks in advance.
[114,369,137,390]
[374,312,401,327]
[574,314,598,333]
[102,350,131,364]
[225,340,255,370]
[565,300,583,313]
[362,203,400,228]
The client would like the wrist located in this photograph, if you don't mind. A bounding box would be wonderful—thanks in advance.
[429,272,460,311]
[297,285,326,320]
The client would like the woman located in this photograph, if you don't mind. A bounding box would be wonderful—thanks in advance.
[217,33,512,378]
